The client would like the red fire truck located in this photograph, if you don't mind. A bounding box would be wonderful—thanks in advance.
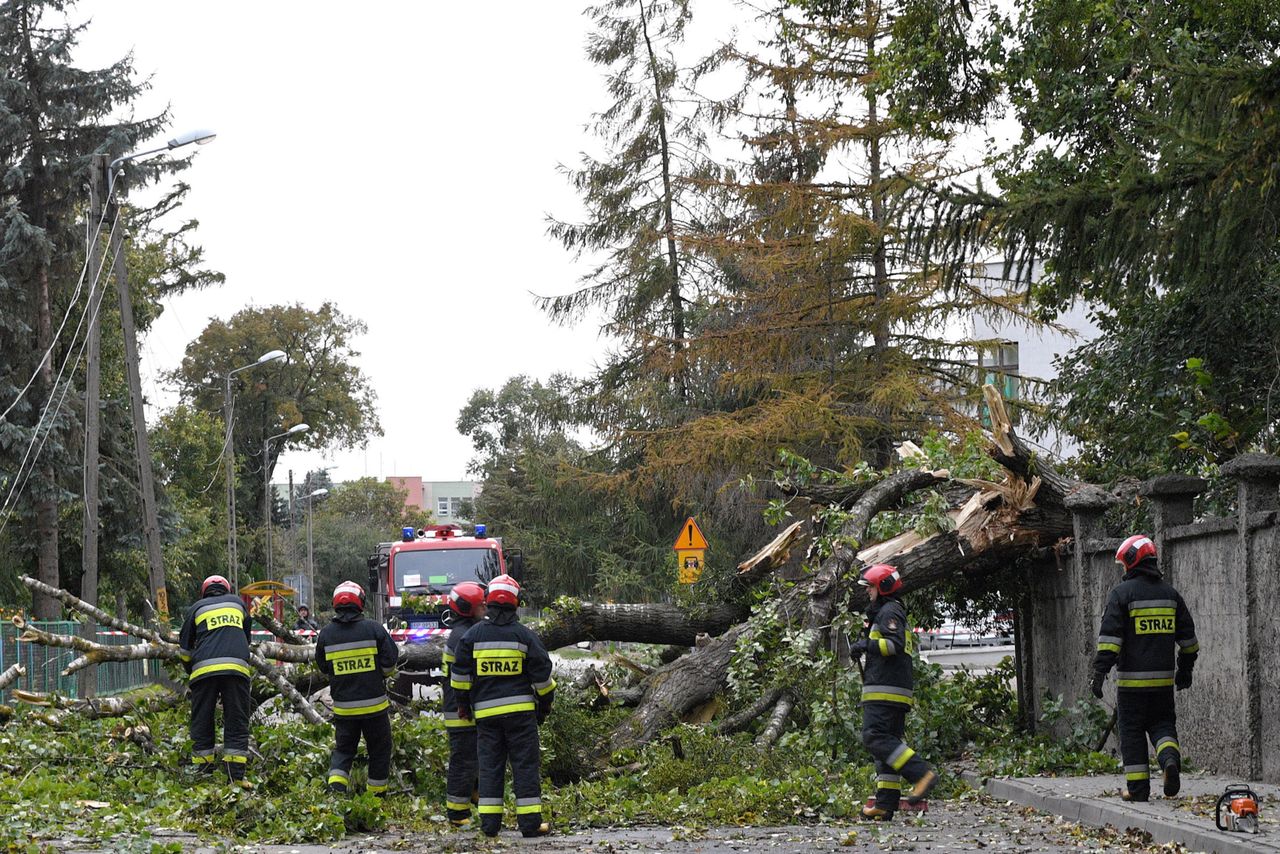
[366,524,523,644]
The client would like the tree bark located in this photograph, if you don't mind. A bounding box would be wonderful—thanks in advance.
[0,663,27,692]
[536,601,745,650]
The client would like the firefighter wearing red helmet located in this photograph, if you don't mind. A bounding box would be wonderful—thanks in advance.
[1091,535,1199,801]
[451,573,554,837]
[315,581,398,796]
[442,581,487,825]
[178,575,253,783]
[852,564,937,820]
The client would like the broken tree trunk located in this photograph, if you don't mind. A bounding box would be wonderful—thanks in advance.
[612,388,1092,748]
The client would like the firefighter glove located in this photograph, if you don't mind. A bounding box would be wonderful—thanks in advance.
[1089,672,1105,699]
[849,639,868,657]
[457,700,471,720]
[536,696,552,725]
[1175,668,1192,691]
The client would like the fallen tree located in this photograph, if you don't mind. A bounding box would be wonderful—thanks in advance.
[9,387,1098,751]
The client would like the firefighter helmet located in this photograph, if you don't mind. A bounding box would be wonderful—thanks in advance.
[858,563,902,595]
[1115,535,1156,571]
[448,581,486,617]
[333,580,366,610]
[201,574,231,597]
[486,574,521,608]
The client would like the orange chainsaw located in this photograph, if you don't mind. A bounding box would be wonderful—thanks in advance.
[1215,784,1260,834]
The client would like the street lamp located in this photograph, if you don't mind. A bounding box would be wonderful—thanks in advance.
[305,488,329,610]
[108,128,217,190]
[263,423,310,581]
[223,349,288,590]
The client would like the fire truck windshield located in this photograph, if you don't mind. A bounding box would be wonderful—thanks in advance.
[393,548,499,592]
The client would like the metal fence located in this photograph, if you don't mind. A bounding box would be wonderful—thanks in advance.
[0,621,152,703]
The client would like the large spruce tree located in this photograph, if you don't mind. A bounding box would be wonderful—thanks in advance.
[0,0,203,615]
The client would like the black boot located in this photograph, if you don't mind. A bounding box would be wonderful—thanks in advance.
[1162,760,1181,797]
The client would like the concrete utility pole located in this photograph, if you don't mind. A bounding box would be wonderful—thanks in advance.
[107,168,169,622]
[79,154,106,699]
[81,155,105,611]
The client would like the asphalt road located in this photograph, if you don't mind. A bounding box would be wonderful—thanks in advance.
[107,792,1183,853]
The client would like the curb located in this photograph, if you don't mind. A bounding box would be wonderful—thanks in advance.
[960,772,1278,854]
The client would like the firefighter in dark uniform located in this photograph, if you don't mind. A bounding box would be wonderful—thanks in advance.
[178,574,253,783]
[1091,535,1198,801]
[451,574,554,838]
[442,581,487,825]
[315,580,399,796]
[852,564,937,820]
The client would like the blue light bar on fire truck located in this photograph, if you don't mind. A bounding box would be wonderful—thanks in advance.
[475,524,487,537]
[401,526,415,541]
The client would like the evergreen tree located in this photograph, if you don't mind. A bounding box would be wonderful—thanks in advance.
[546,0,715,408]
[0,0,182,617]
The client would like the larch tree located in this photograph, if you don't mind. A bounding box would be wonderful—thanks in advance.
[643,0,1030,479]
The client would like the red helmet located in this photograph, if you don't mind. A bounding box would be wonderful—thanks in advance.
[858,564,902,596]
[485,574,521,608]
[333,580,366,610]
[201,575,231,597]
[1115,535,1156,571]
[448,582,487,617]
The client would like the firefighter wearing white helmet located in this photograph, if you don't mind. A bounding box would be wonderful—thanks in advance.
[178,574,253,783]
[451,573,554,837]
[1092,535,1199,801]
[315,580,398,796]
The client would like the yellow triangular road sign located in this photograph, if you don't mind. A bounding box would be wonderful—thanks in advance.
[673,517,709,551]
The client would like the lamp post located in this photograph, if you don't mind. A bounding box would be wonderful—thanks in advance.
[224,349,287,590]
[263,423,309,582]
[305,488,329,609]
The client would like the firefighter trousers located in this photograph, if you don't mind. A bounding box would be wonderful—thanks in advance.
[862,701,930,811]
[1117,689,1179,800]
[189,674,251,780]
[446,725,479,820]
[328,710,393,795]
[477,711,543,835]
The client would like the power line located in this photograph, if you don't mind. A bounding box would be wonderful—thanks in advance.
[0,208,120,535]
[0,177,119,426]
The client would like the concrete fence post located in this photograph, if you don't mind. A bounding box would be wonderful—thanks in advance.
[1219,453,1280,780]
[1064,485,1115,712]
[1137,474,1207,584]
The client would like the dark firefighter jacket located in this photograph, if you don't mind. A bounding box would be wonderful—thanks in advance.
[442,615,477,729]
[315,608,399,717]
[451,608,555,720]
[178,592,252,684]
[1093,561,1198,690]
[860,597,914,707]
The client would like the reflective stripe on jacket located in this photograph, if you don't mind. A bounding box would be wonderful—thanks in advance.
[443,616,476,728]
[860,598,914,706]
[315,609,399,716]
[178,593,252,684]
[1093,564,1198,690]
[452,609,554,720]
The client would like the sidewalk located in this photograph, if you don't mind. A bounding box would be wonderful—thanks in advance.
[962,770,1279,854]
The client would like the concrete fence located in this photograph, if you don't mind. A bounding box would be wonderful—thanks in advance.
[1020,453,1280,782]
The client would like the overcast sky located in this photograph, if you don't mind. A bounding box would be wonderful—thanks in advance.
[76,1,739,485]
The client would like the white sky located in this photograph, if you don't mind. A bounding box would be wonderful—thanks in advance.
[75,1,741,484]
